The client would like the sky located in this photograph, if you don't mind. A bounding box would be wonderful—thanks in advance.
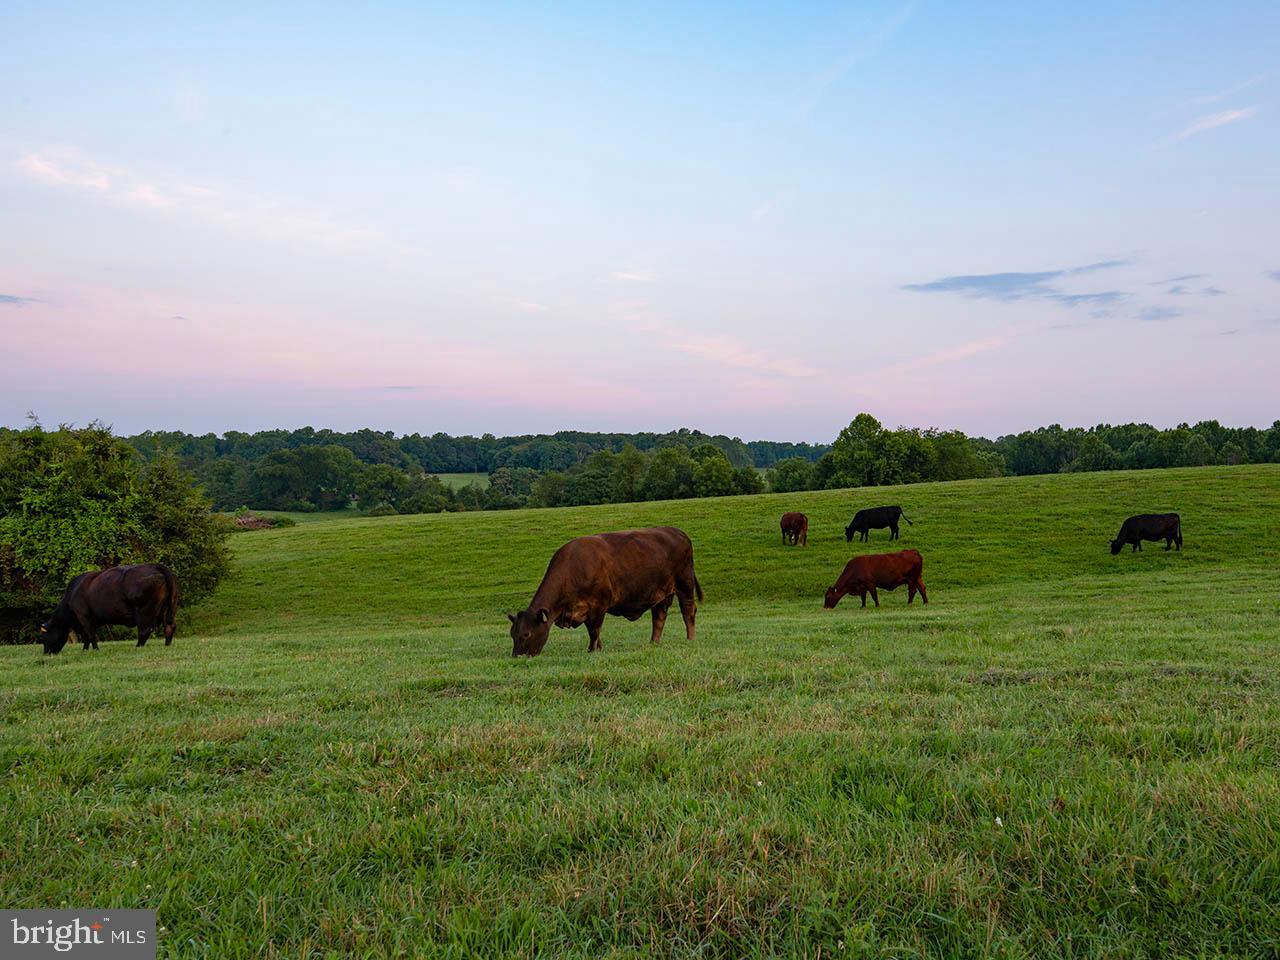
[2,1,1277,442]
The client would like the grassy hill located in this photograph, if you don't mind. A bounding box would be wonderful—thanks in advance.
[2,466,1278,957]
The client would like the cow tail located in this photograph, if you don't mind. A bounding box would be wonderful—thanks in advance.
[158,563,179,626]
[695,576,704,602]
[1176,516,1183,545]
[901,510,913,525]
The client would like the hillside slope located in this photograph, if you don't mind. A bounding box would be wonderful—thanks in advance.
[2,466,1278,958]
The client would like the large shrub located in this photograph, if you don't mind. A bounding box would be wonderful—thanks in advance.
[0,422,230,642]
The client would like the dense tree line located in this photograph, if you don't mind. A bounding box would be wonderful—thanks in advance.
[94,415,1280,516]
[126,426,829,507]
[988,420,1280,475]
[0,422,230,643]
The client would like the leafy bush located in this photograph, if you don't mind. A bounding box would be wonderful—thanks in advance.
[0,422,230,643]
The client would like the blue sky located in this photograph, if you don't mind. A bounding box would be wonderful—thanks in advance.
[2,1,1277,440]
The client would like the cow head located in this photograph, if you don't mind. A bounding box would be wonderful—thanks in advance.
[823,586,843,609]
[844,524,855,543]
[508,608,551,657]
[1109,538,1124,556]
[39,620,70,655]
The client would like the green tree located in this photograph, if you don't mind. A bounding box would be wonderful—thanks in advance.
[825,413,884,488]
[356,463,411,512]
[295,445,362,510]
[612,445,648,503]
[399,474,454,514]
[562,451,619,505]
[767,457,817,492]
[642,445,695,501]
[133,452,231,602]
[0,423,230,641]
[693,450,737,497]
[528,471,567,508]
[733,466,765,495]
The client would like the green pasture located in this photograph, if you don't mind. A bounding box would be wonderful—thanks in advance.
[2,466,1278,958]
[436,472,490,490]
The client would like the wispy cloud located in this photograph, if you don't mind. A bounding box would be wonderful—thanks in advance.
[1137,306,1183,322]
[880,335,1010,376]
[15,147,388,252]
[1267,270,1280,283]
[629,316,818,378]
[1181,73,1268,108]
[0,293,42,305]
[1202,285,1225,296]
[903,259,1130,310]
[609,270,656,283]
[1149,273,1204,285]
[19,151,112,190]
[1173,106,1260,141]
[798,2,915,118]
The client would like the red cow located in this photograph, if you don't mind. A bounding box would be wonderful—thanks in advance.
[780,512,808,546]
[823,549,927,609]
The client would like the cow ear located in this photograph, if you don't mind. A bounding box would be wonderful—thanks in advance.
[507,613,516,624]
[536,609,549,624]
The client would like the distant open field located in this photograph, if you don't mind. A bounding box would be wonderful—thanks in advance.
[436,471,490,490]
[231,506,361,524]
[3,466,1278,957]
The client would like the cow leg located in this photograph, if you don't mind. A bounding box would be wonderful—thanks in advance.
[586,614,604,653]
[917,579,928,604]
[907,581,916,604]
[870,587,879,607]
[677,593,697,642]
[650,596,672,645]
[164,622,175,645]
[137,627,152,646]
[1165,537,1173,550]
[859,591,867,608]
[890,523,898,540]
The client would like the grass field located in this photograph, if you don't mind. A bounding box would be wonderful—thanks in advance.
[436,472,490,490]
[3,466,1279,958]
[230,506,362,525]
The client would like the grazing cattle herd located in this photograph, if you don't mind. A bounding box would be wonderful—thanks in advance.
[38,504,1185,657]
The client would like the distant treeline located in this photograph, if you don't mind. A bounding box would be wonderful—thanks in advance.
[123,426,826,510]
[97,415,1280,516]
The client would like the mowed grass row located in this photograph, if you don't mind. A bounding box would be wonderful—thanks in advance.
[1,466,1278,958]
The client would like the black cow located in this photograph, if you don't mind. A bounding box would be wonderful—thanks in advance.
[40,564,179,654]
[844,505,912,542]
[1111,513,1182,555]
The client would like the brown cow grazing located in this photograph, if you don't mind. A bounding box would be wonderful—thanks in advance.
[40,564,179,654]
[508,526,702,656]
[780,512,808,546]
[824,549,926,609]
